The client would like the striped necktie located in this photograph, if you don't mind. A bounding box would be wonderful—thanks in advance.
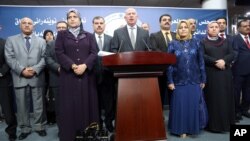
[25,36,31,51]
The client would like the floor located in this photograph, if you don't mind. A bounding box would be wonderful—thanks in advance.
[0,110,249,141]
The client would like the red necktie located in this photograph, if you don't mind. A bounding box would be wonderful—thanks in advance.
[244,36,250,49]
[220,33,224,39]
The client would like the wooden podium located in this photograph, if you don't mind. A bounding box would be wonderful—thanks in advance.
[102,51,176,141]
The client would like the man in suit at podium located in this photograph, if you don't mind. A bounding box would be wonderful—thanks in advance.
[92,16,115,132]
[111,7,154,52]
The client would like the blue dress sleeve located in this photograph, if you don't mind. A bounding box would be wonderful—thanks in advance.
[197,41,206,83]
[167,41,175,84]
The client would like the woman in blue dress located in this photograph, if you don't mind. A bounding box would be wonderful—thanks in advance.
[167,20,206,138]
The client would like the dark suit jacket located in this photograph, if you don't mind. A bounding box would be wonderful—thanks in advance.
[94,34,112,52]
[45,40,60,87]
[0,38,12,87]
[111,25,154,52]
[93,34,113,84]
[232,34,250,75]
[150,31,176,52]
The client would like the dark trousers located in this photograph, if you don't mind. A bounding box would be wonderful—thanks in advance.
[233,74,250,114]
[97,70,115,126]
[0,86,17,137]
[46,87,58,123]
[158,71,170,107]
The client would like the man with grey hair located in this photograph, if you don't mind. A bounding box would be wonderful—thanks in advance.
[187,18,197,35]
[5,17,47,140]
[111,7,154,52]
[187,18,205,41]
[141,22,150,31]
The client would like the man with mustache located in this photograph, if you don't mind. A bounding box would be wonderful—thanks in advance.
[150,14,176,109]
[4,17,47,140]
[187,18,205,41]
[92,16,115,132]
[232,19,250,121]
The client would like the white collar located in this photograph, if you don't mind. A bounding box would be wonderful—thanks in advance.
[95,33,104,38]
[127,25,137,30]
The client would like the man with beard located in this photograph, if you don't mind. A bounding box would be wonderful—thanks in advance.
[150,14,176,108]
[92,16,115,132]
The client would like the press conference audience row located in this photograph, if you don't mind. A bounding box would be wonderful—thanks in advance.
[0,7,250,141]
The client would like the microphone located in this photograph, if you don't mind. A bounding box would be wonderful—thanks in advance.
[142,39,151,51]
[118,40,123,53]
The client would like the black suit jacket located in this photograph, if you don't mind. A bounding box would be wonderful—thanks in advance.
[232,34,250,75]
[150,31,176,52]
[45,40,60,87]
[94,34,112,52]
[94,34,113,84]
[0,38,12,87]
[111,25,154,52]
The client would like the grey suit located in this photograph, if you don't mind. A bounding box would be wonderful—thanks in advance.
[4,33,46,133]
[111,25,154,52]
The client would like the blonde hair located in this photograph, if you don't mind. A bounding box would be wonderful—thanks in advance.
[176,20,192,41]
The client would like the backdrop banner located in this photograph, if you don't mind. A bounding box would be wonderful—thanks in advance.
[0,6,226,39]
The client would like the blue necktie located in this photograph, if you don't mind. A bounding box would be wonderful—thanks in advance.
[25,36,30,51]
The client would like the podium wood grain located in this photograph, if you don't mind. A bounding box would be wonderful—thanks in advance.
[102,51,176,141]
